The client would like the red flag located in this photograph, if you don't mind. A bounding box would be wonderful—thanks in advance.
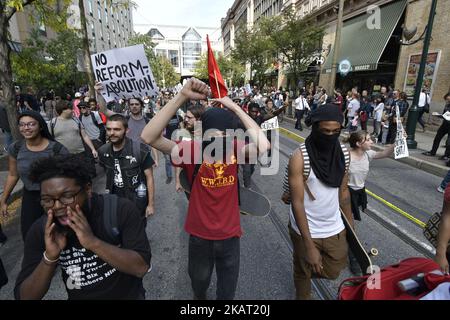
[207,35,228,99]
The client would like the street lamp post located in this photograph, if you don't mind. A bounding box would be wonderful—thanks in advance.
[405,0,438,149]
[329,0,345,94]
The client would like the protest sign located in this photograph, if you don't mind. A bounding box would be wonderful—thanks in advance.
[394,105,409,159]
[261,117,279,131]
[91,44,158,102]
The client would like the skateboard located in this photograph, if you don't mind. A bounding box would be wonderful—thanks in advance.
[179,169,271,217]
[340,209,378,275]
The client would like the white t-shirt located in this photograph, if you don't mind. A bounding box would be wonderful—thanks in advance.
[295,96,309,110]
[348,150,377,190]
[289,169,345,239]
[374,103,384,122]
[418,92,431,108]
[347,99,360,117]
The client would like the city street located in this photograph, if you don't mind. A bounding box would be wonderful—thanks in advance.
[0,122,440,300]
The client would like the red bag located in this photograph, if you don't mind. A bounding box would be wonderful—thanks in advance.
[338,257,442,300]
[360,111,368,122]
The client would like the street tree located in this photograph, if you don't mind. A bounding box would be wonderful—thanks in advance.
[194,53,245,88]
[231,24,273,86]
[259,11,325,92]
[0,0,71,140]
[77,0,135,97]
[11,29,86,95]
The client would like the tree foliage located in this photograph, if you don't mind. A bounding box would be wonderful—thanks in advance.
[259,11,325,86]
[231,11,324,88]
[194,53,245,87]
[11,29,86,95]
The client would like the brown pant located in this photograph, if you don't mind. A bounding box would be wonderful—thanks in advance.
[289,224,348,300]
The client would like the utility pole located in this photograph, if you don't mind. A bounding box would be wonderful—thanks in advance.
[405,0,438,149]
[329,0,345,94]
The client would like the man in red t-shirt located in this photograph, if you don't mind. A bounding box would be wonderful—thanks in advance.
[141,78,270,299]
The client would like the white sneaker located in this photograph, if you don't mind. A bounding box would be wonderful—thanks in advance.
[437,186,445,193]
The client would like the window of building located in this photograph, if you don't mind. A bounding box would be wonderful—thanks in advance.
[98,7,102,21]
[148,28,165,40]
[182,28,202,70]
[156,49,167,57]
[88,0,93,15]
[91,22,96,38]
[169,50,179,68]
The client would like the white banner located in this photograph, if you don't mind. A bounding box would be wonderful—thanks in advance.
[91,44,158,102]
[261,117,279,131]
[394,105,409,159]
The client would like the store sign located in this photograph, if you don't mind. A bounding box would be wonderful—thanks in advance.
[338,59,352,76]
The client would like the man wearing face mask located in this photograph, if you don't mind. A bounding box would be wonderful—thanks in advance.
[287,104,353,300]
[141,78,270,300]
[14,154,151,300]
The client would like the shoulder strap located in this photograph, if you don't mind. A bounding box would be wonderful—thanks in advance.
[341,144,350,172]
[72,117,82,131]
[282,143,315,202]
[102,194,120,244]
[299,143,311,180]
[91,112,103,126]
[12,140,23,158]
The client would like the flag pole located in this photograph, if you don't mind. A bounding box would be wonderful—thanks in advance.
[214,69,221,99]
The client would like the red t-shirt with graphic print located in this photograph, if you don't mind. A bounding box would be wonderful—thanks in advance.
[172,140,242,240]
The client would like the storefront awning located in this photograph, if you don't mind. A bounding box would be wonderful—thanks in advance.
[321,0,406,74]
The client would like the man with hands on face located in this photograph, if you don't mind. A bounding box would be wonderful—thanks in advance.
[14,154,151,300]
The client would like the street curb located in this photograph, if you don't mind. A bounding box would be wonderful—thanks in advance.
[282,116,448,178]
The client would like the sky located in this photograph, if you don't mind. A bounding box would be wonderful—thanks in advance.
[132,0,235,35]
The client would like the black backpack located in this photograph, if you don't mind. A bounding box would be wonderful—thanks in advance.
[102,194,120,245]
[79,113,106,143]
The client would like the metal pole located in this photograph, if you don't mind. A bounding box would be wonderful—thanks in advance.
[329,0,345,94]
[405,0,438,149]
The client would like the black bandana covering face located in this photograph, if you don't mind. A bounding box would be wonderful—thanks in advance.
[305,123,345,188]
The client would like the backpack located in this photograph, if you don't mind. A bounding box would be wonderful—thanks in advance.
[50,117,82,139]
[12,139,64,159]
[102,194,120,245]
[338,257,442,300]
[80,112,106,143]
[282,143,350,204]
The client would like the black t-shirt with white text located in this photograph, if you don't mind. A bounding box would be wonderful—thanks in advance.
[14,194,151,300]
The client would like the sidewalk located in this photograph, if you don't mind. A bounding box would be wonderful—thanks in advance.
[283,115,449,178]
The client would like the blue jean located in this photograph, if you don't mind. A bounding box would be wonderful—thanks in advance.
[188,235,240,300]
[440,170,450,189]
[164,153,173,178]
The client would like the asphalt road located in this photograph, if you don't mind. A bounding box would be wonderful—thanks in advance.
[0,123,442,300]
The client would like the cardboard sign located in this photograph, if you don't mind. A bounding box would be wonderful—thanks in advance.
[394,105,409,159]
[261,117,279,131]
[91,44,158,102]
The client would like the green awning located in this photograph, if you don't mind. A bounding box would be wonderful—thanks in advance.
[321,0,406,74]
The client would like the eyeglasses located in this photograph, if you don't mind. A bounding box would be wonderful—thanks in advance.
[40,188,83,208]
[19,121,38,129]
